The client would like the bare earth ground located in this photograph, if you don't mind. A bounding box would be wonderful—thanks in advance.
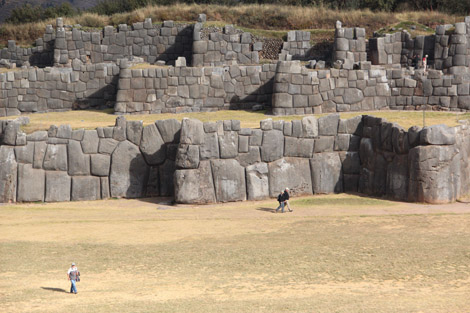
[1,194,470,313]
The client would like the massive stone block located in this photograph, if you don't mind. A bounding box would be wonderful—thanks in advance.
[91,154,111,176]
[17,164,45,202]
[284,137,314,158]
[67,140,90,175]
[176,144,200,169]
[310,152,343,194]
[126,120,143,146]
[71,176,101,201]
[43,144,68,171]
[268,157,312,197]
[386,155,408,201]
[0,146,17,202]
[200,132,219,160]
[110,140,149,198]
[180,118,204,145]
[408,145,460,203]
[14,142,34,164]
[140,123,166,165]
[81,130,99,154]
[261,130,284,162]
[219,131,238,159]
[175,161,216,204]
[420,125,456,145]
[246,162,269,201]
[156,119,181,143]
[45,171,71,202]
[159,159,175,196]
[211,159,246,202]
[318,114,340,136]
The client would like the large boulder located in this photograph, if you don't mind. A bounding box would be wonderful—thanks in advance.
[284,137,314,158]
[17,164,45,202]
[0,146,17,202]
[67,140,90,175]
[268,157,312,197]
[81,130,99,154]
[140,124,166,165]
[318,114,340,136]
[310,152,343,194]
[174,161,216,204]
[110,141,149,198]
[91,154,111,176]
[211,159,246,202]
[180,118,204,145]
[408,145,460,203]
[14,142,34,164]
[45,171,71,202]
[43,144,68,171]
[302,116,318,138]
[33,141,47,169]
[126,120,143,146]
[420,124,456,145]
[175,144,200,169]
[156,119,181,143]
[386,155,408,201]
[219,131,238,158]
[71,176,101,201]
[246,162,269,200]
[261,130,284,162]
[200,132,219,160]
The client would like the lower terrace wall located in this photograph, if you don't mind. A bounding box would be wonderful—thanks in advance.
[115,63,276,114]
[1,115,469,205]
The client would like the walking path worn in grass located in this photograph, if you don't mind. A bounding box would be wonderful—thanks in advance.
[1,194,470,312]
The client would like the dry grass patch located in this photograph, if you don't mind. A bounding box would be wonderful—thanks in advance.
[1,195,470,313]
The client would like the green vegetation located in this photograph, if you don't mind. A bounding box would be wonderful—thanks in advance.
[5,2,77,24]
[375,20,435,37]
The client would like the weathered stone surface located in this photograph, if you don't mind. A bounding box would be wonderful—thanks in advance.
[0,146,17,202]
[57,125,72,139]
[200,132,219,160]
[176,144,200,169]
[318,114,340,136]
[33,141,47,169]
[99,138,119,154]
[45,171,71,202]
[180,118,204,145]
[140,124,166,165]
[2,121,19,145]
[310,152,343,194]
[386,155,408,201]
[175,161,216,204]
[339,151,361,174]
[284,137,314,158]
[146,167,159,197]
[261,130,284,162]
[156,119,181,143]
[237,146,261,167]
[110,141,149,198]
[211,159,246,202]
[420,124,456,145]
[268,157,312,197]
[71,176,100,201]
[359,138,375,169]
[101,177,110,199]
[91,154,111,176]
[159,160,175,196]
[17,164,45,202]
[314,136,335,153]
[126,120,143,146]
[302,116,318,138]
[408,145,460,203]
[67,140,90,175]
[219,131,238,159]
[343,88,364,104]
[43,144,68,171]
[246,162,269,201]
[14,141,34,164]
[81,130,99,154]
[391,124,409,154]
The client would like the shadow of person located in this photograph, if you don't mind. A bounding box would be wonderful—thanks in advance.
[41,287,67,293]
[256,207,277,213]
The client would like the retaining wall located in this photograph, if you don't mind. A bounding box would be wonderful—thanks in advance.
[114,63,276,114]
[279,31,311,61]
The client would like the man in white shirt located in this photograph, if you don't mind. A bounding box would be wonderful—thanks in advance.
[67,262,79,294]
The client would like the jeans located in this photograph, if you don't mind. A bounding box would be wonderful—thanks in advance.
[70,280,77,293]
[275,202,285,213]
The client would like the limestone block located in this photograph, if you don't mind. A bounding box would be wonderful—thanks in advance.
[33,142,47,169]
[268,157,312,197]
[99,138,119,155]
[219,131,239,159]
[17,164,45,202]
[260,130,284,162]
[140,124,166,165]
[343,88,364,104]
[338,116,363,135]
[246,162,269,201]
[156,119,181,143]
[43,144,68,171]
[91,154,111,176]
[301,116,318,138]
[176,144,200,169]
[0,146,17,202]
[200,132,219,160]
[126,120,143,146]
[71,176,100,201]
[14,141,34,164]
[45,171,71,202]
[420,125,456,145]
[335,38,349,51]
[67,140,90,175]
[318,114,340,136]
[57,125,72,139]
[310,152,343,194]
[2,121,19,145]
[81,130,99,154]
[314,136,335,153]
[211,159,246,202]
[180,118,204,145]
[175,161,216,204]
[408,145,460,203]
[284,137,314,158]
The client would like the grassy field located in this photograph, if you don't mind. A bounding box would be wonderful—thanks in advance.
[1,194,470,313]
[1,109,469,134]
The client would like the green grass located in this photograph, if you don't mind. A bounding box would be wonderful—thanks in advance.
[292,195,396,207]
[375,20,435,38]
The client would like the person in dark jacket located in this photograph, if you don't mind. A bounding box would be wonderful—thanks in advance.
[275,190,285,213]
[284,188,293,212]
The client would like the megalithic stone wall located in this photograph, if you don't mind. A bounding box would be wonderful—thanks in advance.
[114,63,276,114]
[434,19,470,74]
[279,31,312,61]
[333,22,367,69]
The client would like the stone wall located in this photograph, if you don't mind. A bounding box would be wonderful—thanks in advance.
[0,116,181,203]
[173,116,470,204]
[271,61,470,115]
[115,63,276,114]
[332,22,367,68]
[192,22,262,66]
[54,18,193,66]
[434,19,470,74]
[0,62,119,116]
[279,31,311,61]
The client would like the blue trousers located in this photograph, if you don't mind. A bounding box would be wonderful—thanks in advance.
[70,280,77,293]
[275,202,285,213]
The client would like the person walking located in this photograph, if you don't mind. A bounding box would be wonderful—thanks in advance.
[284,188,293,212]
[423,54,428,72]
[275,190,285,213]
[67,262,80,294]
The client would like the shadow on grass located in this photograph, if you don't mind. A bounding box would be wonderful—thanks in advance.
[256,207,277,213]
[41,287,67,293]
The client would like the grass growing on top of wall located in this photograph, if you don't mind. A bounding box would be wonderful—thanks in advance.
[2,109,470,134]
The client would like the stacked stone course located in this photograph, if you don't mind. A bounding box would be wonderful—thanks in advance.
[333,22,367,68]
[279,31,311,61]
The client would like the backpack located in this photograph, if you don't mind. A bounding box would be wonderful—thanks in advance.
[277,193,282,202]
